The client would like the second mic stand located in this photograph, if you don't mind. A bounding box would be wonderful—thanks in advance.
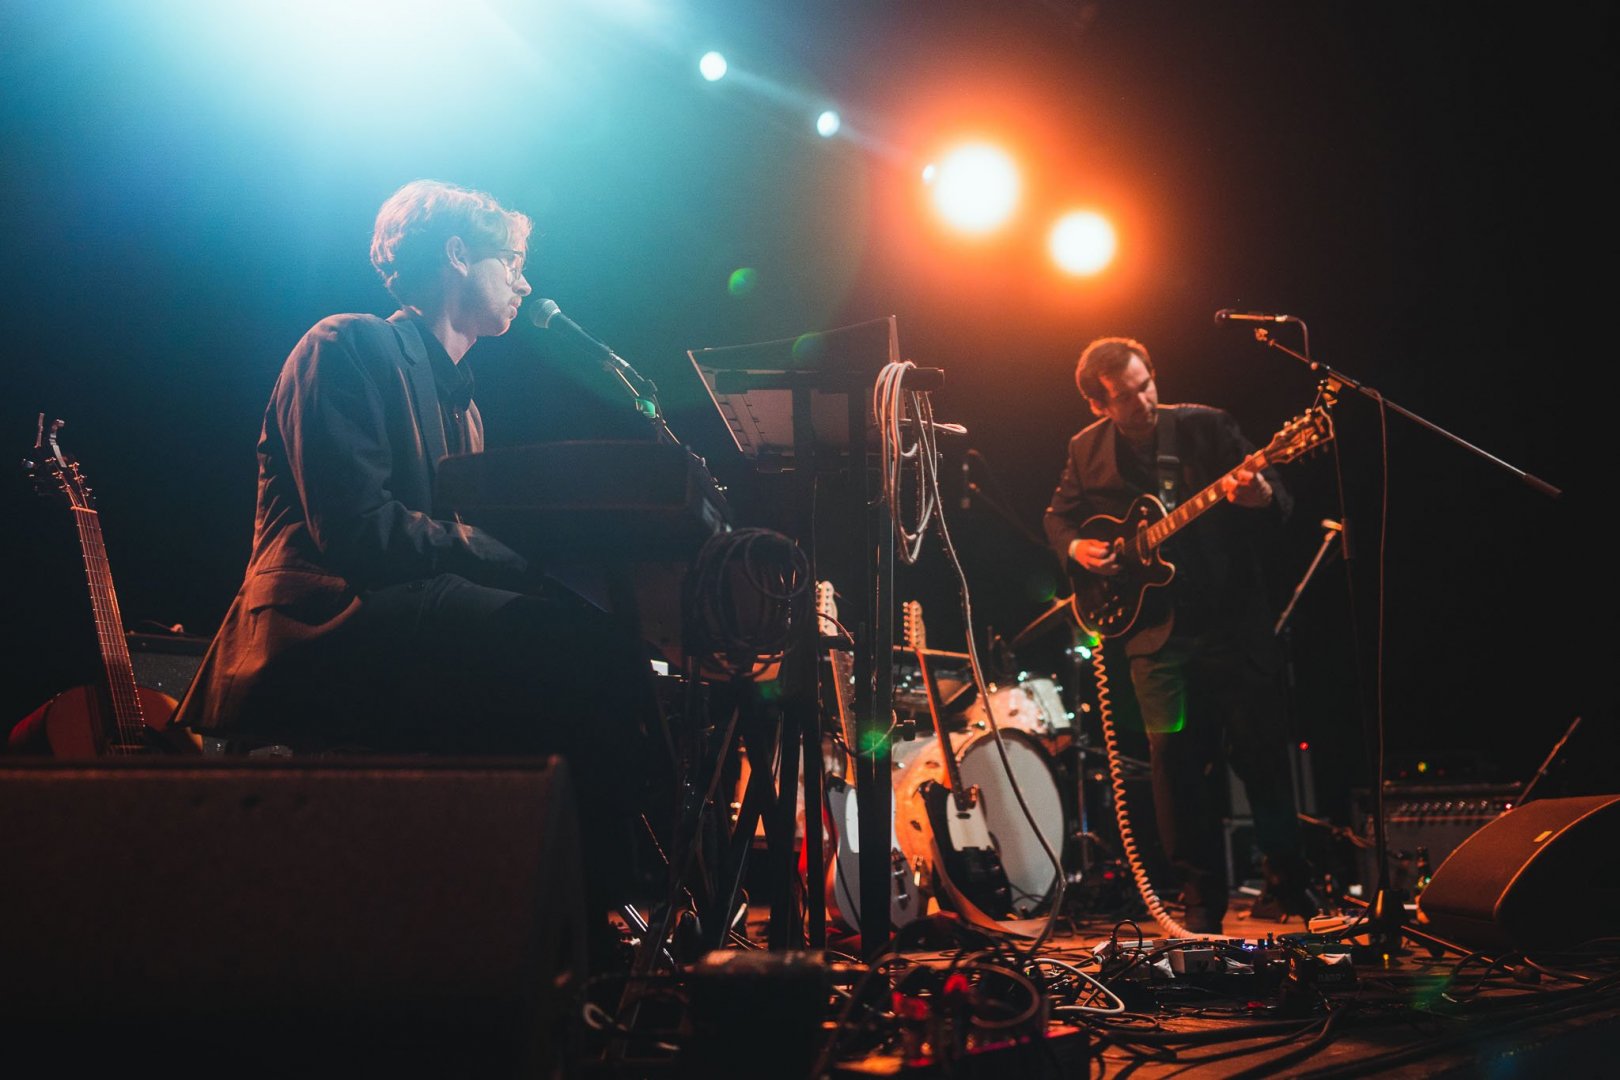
[1250,326,1563,958]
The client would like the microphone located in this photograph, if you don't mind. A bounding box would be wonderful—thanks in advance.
[530,298,634,376]
[1214,308,1297,325]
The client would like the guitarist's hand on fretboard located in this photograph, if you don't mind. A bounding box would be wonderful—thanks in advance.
[1220,466,1274,508]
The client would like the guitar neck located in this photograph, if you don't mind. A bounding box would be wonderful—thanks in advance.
[829,649,857,751]
[1140,447,1271,552]
[69,503,147,751]
[903,601,973,812]
[913,646,973,811]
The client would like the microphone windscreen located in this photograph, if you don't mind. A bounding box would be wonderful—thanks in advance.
[530,298,562,330]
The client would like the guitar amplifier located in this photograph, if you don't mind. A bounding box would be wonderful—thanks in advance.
[1351,782,1519,892]
[126,631,208,698]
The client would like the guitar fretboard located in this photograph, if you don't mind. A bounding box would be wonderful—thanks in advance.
[1140,448,1270,552]
[69,503,147,751]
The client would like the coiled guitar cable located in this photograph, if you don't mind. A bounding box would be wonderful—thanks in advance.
[1091,645,1190,939]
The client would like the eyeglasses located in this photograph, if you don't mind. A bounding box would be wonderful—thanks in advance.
[486,247,527,280]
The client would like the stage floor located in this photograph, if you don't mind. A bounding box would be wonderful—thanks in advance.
[652,891,1620,1079]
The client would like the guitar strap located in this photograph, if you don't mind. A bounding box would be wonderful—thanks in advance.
[1154,407,1180,511]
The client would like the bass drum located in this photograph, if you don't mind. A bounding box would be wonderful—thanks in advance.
[894,728,1067,917]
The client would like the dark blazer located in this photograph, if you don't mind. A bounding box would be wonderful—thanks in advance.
[1043,403,1291,654]
[175,311,527,736]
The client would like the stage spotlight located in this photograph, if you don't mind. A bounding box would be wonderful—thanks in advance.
[1048,210,1116,275]
[699,51,728,81]
[816,110,841,137]
[930,142,1020,235]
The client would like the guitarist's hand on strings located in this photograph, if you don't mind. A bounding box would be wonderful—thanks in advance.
[1221,466,1274,508]
[1069,538,1122,575]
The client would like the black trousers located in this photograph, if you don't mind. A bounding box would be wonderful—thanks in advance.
[1128,623,1301,923]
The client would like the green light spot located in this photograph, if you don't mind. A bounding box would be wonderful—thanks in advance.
[727,267,758,297]
[1031,574,1057,603]
[1146,700,1187,734]
[1407,974,1451,1011]
[791,332,826,366]
[859,729,891,756]
[757,679,783,702]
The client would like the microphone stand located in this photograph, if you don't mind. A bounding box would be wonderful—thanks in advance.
[601,355,680,447]
[1247,328,1562,499]
[1274,520,1343,637]
[1245,326,1563,960]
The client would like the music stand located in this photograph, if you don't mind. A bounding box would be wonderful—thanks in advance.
[688,316,912,955]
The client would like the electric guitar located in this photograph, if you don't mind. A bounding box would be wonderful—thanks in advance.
[819,583,925,932]
[1068,406,1333,638]
[905,601,1016,922]
[9,417,197,756]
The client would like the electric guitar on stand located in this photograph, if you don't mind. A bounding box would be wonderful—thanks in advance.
[1068,406,1334,637]
[9,417,197,756]
[905,601,1016,923]
[820,582,924,933]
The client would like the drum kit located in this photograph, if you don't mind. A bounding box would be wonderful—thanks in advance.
[826,660,1088,932]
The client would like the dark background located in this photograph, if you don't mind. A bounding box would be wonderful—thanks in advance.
[3,1,1611,816]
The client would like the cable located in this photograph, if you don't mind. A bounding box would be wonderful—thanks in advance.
[1091,644,1192,938]
[874,360,940,564]
[928,413,1067,954]
[683,527,811,679]
[872,358,1067,952]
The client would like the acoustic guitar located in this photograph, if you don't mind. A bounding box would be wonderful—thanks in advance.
[9,417,196,756]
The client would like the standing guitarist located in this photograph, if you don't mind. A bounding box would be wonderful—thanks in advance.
[1043,336,1317,933]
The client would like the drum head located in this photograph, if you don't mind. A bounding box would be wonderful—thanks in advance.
[966,679,1069,738]
[957,729,1066,915]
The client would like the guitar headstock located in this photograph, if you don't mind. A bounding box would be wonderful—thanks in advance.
[24,415,93,512]
[1260,406,1334,467]
[902,600,926,652]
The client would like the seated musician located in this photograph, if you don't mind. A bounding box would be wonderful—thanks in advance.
[175,180,656,941]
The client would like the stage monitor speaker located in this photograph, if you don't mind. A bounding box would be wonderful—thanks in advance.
[1416,793,1620,953]
[0,757,585,1076]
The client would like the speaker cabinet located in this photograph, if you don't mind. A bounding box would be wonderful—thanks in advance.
[1416,793,1620,953]
[0,757,585,1075]
[127,630,208,698]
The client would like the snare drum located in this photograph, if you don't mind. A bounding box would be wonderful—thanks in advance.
[894,727,1067,917]
[962,678,1070,738]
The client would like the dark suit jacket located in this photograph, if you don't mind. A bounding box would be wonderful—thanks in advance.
[1043,403,1291,655]
[175,311,528,737]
